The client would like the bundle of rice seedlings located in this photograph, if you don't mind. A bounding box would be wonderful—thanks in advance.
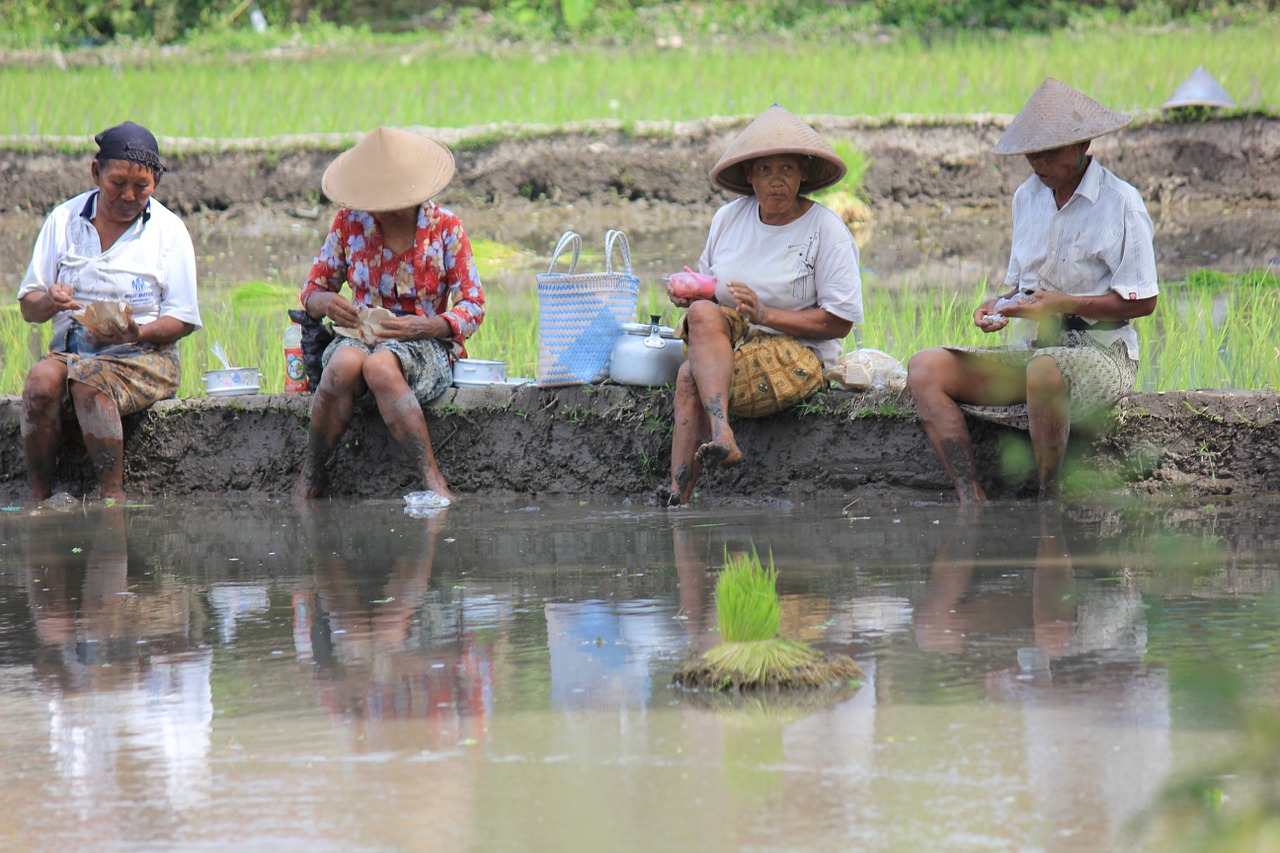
[672,547,863,692]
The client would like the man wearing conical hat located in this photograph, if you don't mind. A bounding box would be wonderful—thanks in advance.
[659,105,864,506]
[907,79,1159,504]
[294,126,486,502]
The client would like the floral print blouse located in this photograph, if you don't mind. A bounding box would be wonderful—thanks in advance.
[300,202,485,356]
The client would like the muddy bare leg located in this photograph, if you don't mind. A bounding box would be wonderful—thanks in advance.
[20,359,68,501]
[294,349,364,500]
[683,301,741,469]
[69,381,125,501]
[366,352,454,502]
[907,349,990,505]
[667,361,710,505]
[1026,355,1070,502]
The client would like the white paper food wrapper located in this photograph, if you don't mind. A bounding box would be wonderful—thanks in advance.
[825,348,907,392]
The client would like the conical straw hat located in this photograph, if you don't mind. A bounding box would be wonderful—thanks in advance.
[1163,66,1235,109]
[710,104,847,195]
[321,126,456,212]
[993,78,1132,156]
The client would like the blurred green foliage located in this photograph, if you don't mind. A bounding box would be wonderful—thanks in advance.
[3,0,1278,47]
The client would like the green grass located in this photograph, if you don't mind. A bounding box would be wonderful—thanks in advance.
[4,269,1277,398]
[1,20,1275,138]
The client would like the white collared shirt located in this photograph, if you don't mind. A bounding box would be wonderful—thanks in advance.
[1004,159,1158,359]
[18,190,202,341]
[699,196,863,369]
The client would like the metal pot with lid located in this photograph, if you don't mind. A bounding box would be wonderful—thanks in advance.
[609,314,686,387]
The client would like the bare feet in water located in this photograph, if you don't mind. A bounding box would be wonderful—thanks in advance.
[655,484,685,507]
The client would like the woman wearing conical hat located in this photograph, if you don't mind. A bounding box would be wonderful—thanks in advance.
[660,105,864,506]
[294,126,485,502]
[907,79,1159,505]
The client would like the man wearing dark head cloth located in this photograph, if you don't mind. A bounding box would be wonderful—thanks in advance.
[17,121,201,502]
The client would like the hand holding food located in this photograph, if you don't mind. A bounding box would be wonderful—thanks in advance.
[981,289,1037,326]
[73,299,134,338]
[665,266,718,302]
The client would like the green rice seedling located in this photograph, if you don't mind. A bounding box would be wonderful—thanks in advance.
[5,268,1280,398]
[813,140,873,228]
[2,20,1276,137]
[672,546,863,691]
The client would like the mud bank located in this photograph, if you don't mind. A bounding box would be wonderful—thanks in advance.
[2,387,1277,505]
[3,115,1279,217]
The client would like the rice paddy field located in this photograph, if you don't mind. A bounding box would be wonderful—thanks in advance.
[0,19,1276,138]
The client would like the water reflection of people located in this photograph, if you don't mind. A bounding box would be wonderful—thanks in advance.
[23,504,213,814]
[299,505,491,752]
[915,507,1170,846]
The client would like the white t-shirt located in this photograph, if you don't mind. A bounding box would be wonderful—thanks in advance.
[1004,159,1158,359]
[698,196,862,369]
[18,190,202,344]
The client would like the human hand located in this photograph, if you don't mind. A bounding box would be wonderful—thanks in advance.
[376,313,448,342]
[322,294,360,327]
[726,281,768,324]
[87,317,140,346]
[48,284,83,313]
[1001,290,1067,322]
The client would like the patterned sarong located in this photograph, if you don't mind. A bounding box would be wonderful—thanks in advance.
[322,336,453,406]
[44,340,181,417]
[947,331,1138,430]
[679,305,826,418]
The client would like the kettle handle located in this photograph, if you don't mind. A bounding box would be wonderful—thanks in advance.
[643,314,667,349]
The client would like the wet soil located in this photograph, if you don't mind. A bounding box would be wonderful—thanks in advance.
[2,386,1278,505]
[4,115,1280,223]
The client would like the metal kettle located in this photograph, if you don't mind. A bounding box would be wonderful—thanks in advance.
[609,314,686,387]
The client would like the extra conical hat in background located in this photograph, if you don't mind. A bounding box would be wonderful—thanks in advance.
[1163,66,1236,110]
[710,104,847,195]
[321,126,456,212]
[992,78,1133,156]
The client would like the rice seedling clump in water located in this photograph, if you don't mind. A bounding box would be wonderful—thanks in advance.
[673,547,863,692]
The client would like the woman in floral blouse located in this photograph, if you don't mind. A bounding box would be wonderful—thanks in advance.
[294,126,485,502]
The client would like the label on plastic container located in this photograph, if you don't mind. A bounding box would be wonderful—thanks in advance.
[284,347,308,393]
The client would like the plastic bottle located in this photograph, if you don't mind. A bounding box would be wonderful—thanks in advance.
[284,321,308,393]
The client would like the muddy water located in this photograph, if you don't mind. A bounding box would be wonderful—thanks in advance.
[1,496,1276,851]
[3,200,1279,298]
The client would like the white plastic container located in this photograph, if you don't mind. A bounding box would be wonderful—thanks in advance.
[453,358,507,386]
[203,367,262,397]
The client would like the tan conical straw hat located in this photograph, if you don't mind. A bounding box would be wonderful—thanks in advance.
[321,126,456,212]
[710,104,847,195]
[1163,66,1235,110]
[992,78,1132,156]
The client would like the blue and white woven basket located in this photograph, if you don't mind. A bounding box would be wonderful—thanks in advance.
[536,230,639,387]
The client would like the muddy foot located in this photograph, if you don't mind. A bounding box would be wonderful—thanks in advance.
[695,440,742,469]
[655,484,686,507]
